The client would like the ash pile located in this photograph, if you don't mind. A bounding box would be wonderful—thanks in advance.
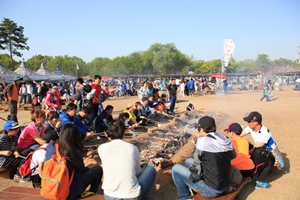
[127,111,208,168]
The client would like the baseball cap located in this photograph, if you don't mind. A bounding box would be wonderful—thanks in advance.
[243,111,262,124]
[224,123,243,134]
[4,120,21,131]
[197,116,216,129]
[13,76,23,82]
[43,130,59,143]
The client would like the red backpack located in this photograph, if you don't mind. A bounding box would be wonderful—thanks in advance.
[18,147,46,177]
[40,143,74,200]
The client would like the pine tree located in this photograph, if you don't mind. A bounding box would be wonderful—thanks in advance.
[0,18,29,69]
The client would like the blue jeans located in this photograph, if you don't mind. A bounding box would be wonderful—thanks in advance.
[169,94,176,113]
[104,165,156,200]
[98,102,104,113]
[172,159,220,199]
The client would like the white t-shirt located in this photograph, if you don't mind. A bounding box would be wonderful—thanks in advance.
[244,125,276,150]
[30,144,48,176]
[98,140,142,198]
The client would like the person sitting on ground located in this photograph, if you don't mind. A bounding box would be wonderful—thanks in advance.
[240,111,284,189]
[59,124,103,199]
[133,102,148,126]
[123,103,138,125]
[58,103,94,141]
[44,110,60,135]
[119,112,140,129]
[30,130,59,188]
[93,105,114,133]
[172,116,236,199]
[141,97,157,120]
[0,120,23,169]
[18,109,46,156]
[44,84,62,111]
[75,106,93,129]
[98,120,156,200]
[224,123,255,177]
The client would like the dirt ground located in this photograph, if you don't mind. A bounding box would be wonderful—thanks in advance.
[0,85,299,200]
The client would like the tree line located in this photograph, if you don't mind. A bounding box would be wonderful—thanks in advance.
[0,18,299,78]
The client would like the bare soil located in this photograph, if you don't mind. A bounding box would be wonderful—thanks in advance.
[1,85,299,200]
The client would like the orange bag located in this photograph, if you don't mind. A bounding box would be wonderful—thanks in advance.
[40,144,74,200]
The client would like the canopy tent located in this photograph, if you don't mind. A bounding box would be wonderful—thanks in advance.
[51,65,76,81]
[0,63,18,82]
[14,61,48,81]
[35,62,62,81]
[210,72,227,79]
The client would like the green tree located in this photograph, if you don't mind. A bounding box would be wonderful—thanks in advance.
[0,53,17,69]
[0,18,29,69]
[255,54,272,67]
[143,43,190,75]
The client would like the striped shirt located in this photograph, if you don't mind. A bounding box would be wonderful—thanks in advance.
[0,134,18,167]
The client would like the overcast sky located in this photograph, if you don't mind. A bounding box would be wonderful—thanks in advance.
[1,0,300,62]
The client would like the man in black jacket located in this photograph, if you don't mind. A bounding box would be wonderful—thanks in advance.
[172,116,235,199]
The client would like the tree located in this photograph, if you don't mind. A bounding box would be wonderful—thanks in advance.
[0,18,29,69]
[255,54,272,67]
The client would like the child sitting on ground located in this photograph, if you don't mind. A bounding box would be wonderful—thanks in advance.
[30,130,59,188]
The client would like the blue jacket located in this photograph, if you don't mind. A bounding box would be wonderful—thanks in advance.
[58,112,89,140]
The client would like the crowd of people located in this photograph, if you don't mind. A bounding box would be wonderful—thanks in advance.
[0,74,285,199]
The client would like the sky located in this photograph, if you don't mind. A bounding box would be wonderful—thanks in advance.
[0,0,300,63]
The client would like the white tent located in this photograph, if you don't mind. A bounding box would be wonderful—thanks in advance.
[51,65,76,81]
[0,63,18,82]
[14,61,48,81]
[36,62,62,81]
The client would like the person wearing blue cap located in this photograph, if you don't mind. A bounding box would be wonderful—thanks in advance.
[3,76,23,121]
[0,120,23,169]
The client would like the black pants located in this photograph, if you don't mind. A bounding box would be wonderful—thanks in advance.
[82,165,103,193]
[252,156,271,182]
[1,156,23,168]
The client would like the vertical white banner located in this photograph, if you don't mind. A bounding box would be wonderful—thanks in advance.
[222,39,235,73]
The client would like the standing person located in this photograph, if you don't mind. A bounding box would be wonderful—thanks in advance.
[26,82,33,104]
[59,124,103,200]
[74,78,84,110]
[187,79,195,97]
[241,111,284,188]
[19,83,27,104]
[167,79,178,115]
[38,81,49,103]
[0,120,22,169]
[260,87,270,102]
[91,75,102,121]
[98,120,156,200]
[172,116,235,199]
[180,80,185,97]
[224,123,255,177]
[3,76,23,121]
[223,79,228,95]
